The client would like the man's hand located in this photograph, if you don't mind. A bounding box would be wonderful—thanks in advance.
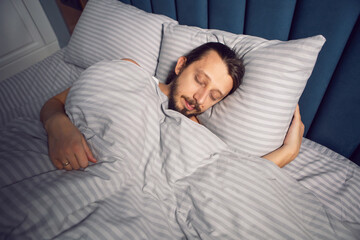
[282,104,305,160]
[262,105,305,168]
[40,88,97,170]
[46,114,97,170]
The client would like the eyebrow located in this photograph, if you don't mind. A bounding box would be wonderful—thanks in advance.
[198,70,224,98]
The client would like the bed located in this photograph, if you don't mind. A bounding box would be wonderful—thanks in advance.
[0,0,359,239]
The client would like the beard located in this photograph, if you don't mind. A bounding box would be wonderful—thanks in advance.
[168,74,201,118]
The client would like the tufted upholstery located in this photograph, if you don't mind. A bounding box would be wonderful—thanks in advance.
[120,0,360,164]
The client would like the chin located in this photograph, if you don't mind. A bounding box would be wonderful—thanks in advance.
[183,110,201,118]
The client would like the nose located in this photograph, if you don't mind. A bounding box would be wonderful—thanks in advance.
[194,87,208,105]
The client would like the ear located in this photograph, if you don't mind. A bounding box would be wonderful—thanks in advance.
[175,56,187,75]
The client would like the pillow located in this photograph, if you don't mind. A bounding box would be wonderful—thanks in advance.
[64,0,176,75]
[156,23,325,156]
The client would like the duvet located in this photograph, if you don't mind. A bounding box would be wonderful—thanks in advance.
[0,60,358,239]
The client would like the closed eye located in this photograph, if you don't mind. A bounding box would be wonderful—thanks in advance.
[210,93,220,101]
[195,76,206,86]
[210,94,217,101]
[210,90,222,101]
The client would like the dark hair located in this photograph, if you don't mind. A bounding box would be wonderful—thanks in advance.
[166,42,245,95]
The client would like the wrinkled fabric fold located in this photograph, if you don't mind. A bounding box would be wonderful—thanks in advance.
[0,60,358,239]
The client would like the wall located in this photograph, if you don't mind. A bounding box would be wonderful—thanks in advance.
[39,0,71,48]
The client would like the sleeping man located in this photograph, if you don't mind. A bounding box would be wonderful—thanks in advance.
[40,42,304,171]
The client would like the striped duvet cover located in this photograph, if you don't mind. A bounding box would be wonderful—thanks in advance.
[0,56,359,239]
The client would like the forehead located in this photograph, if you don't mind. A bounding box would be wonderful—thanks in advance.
[190,50,233,94]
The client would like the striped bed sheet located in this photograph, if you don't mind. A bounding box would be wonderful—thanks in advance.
[0,48,83,128]
[0,53,359,239]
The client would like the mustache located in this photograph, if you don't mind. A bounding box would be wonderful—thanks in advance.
[183,96,201,112]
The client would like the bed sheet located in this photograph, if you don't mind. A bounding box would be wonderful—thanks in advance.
[0,60,359,239]
[0,48,84,128]
[284,138,360,226]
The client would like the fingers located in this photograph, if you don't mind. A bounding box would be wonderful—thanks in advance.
[46,115,97,171]
[69,136,97,169]
[51,156,72,170]
[49,139,96,171]
[62,159,73,171]
[75,145,90,168]
[53,158,64,170]
[82,137,97,164]
[67,153,80,170]
[284,105,305,145]
[294,104,300,117]
[52,158,72,170]
[293,104,301,121]
[291,105,304,130]
[296,105,305,133]
[53,155,80,171]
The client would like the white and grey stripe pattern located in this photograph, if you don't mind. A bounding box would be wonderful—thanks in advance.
[156,23,325,156]
[64,0,176,75]
[284,138,360,227]
[0,48,83,128]
[1,60,358,239]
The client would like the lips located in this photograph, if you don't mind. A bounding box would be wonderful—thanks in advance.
[185,99,194,111]
[182,96,201,113]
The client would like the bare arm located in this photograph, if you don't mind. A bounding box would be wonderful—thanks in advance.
[262,105,305,168]
[40,88,97,170]
[40,88,69,130]
[41,58,140,170]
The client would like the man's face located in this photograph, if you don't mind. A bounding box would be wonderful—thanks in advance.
[168,50,233,118]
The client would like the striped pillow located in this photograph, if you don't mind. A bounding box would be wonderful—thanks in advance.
[64,0,176,75]
[156,23,325,156]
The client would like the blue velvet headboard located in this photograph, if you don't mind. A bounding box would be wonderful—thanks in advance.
[116,0,360,163]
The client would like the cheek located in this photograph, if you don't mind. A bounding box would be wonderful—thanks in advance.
[202,102,215,111]
[177,76,198,97]
[202,98,223,111]
[224,79,233,95]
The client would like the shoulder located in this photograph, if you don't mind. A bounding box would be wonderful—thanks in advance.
[190,116,200,124]
[121,58,140,66]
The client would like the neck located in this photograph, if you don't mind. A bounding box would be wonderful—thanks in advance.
[190,116,200,123]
